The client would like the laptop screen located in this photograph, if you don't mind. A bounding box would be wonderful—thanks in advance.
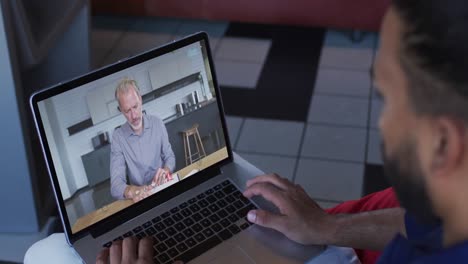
[35,37,230,234]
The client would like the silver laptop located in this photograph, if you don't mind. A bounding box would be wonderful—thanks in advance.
[30,32,324,263]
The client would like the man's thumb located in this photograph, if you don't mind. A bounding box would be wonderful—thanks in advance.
[247,209,283,231]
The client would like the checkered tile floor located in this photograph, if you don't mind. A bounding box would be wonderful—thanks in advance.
[92,16,386,209]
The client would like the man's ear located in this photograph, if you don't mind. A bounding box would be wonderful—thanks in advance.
[431,118,465,175]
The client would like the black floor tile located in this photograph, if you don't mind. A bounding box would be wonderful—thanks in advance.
[220,23,325,122]
[363,164,391,196]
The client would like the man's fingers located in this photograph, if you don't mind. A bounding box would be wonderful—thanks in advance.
[110,240,122,264]
[121,237,137,263]
[95,248,109,264]
[243,182,288,211]
[246,174,290,191]
[156,168,164,185]
[152,169,161,184]
[138,237,154,261]
[133,195,142,203]
[247,209,286,232]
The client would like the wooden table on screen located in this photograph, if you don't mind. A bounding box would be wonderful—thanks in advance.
[72,147,229,233]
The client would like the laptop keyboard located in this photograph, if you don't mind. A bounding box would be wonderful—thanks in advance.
[103,179,257,264]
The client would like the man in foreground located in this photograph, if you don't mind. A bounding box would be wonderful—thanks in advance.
[100,0,468,262]
[244,0,468,262]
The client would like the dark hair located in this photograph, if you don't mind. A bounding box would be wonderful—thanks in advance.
[392,0,468,121]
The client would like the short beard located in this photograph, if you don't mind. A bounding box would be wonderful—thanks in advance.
[381,140,441,226]
[130,117,143,131]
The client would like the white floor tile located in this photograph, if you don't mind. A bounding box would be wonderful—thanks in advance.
[295,158,364,201]
[237,118,304,156]
[215,60,263,88]
[238,153,297,181]
[301,124,367,162]
[370,99,383,129]
[367,129,383,165]
[101,32,173,66]
[314,69,371,97]
[225,116,244,148]
[319,46,374,70]
[210,37,222,52]
[371,85,380,99]
[215,37,272,63]
[172,35,221,53]
[323,30,377,49]
[308,95,369,127]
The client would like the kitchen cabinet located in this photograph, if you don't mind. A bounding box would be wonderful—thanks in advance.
[81,144,111,186]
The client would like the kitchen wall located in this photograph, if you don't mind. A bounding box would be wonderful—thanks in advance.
[38,42,213,199]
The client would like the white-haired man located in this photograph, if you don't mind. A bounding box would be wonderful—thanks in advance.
[110,78,175,202]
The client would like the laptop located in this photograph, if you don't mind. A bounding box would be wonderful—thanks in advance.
[30,32,324,263]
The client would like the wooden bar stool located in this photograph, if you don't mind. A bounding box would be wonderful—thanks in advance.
[181,123,206,166]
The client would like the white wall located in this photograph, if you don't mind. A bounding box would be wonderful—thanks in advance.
[39,42,213,199]
[38,101,71,198]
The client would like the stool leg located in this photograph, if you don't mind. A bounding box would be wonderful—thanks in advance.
[214,130,220,149]
[196,129,206,158]
[187,134,193,165]
[190,133,199,163]
[183,133,189,166]
[194,135,201,162]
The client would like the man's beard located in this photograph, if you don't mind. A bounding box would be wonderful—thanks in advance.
[381,139,441,226]
[130,116,142,131]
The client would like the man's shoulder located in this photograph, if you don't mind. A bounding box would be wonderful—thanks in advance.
[146,115,164,126]
[112,124,127,142]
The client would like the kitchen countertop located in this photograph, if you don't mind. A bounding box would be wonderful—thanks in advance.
[72,147,229,233]
[163,98,217,124]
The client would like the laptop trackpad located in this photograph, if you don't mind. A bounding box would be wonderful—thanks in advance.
[191,244,255,264]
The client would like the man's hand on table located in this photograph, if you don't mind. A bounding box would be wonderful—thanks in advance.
[243,174,337,245]
[96,237,183,264]
[124,168,173,203]
[152,167,172,186]
[124,185,151,203]
[132,186,152,202]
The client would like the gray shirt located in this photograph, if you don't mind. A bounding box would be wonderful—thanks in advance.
[110,115,175,199]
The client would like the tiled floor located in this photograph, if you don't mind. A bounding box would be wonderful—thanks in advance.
[80,16,387,215]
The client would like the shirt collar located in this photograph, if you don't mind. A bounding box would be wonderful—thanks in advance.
[122,115,151,137]
[405,213,443,251]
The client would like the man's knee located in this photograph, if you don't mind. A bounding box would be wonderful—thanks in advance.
[24,233,81,264]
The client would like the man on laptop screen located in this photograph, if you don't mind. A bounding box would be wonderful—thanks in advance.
[110,78,176,202]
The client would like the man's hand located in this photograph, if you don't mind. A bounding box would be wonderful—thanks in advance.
[243,174,337,245]
[125,185,143,199]
[132,186,152,202]
[96,237,153,264]
[124,185,152,202]
[152,168,171,186]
